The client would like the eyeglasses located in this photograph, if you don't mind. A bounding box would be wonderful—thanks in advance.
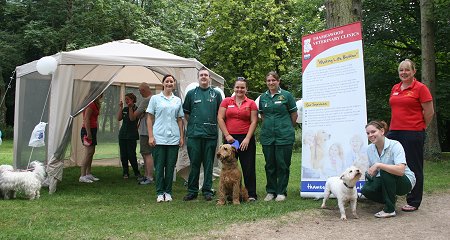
[237,77,246,81]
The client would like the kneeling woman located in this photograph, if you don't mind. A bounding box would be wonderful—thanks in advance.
[362,120,416,218]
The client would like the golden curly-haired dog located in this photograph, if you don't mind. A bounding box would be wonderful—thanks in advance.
[216,144,249,205]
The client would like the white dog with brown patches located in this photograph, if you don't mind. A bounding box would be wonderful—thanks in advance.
[321,166,361,220]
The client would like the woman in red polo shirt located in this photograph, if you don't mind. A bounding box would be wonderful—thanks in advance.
[79,94,103,183]
[218,77,258,201]
[388,59,434,212]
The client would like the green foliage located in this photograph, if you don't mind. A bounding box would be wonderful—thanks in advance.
[199,0,325,99]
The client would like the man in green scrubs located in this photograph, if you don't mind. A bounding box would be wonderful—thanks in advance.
[259,71,298,202]
[183,67,223,201]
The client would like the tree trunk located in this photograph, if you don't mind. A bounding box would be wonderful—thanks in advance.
[420,0,441,160]
[325,0,362,28]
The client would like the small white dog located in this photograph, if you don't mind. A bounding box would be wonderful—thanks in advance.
[321,166,361,220]
[0,161,46,200]
[0,164,14,199]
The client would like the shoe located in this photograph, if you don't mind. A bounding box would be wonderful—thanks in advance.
[138,178,153,185]
[264,193,275,201]
[401,204,418,212]
[249,197,256,202]
[275,194,286,202]
[374,210,396,218]
[79,176,93,183]
[85,174,99,181]
[156,194,165,203]
[204,194,213,201]
[164,193,173,202]
[137,175,145,182]
[183,193,198,201]
[123,174,129,179]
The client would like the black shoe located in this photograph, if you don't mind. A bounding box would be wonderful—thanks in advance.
[183,193,197,201]
[204,194,213,201]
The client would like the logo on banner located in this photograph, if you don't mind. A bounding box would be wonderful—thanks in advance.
[303,38,313,60]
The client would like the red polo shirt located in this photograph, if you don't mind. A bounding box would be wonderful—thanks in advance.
[220,96,258,134]
[82,102,100,128]
[389,79,432,131]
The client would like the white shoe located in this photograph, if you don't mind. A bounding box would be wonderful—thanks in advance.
[156,195,165,203]
[275,194,286,202]
[79,176,93,183]
[85,174,99,181]
[264,193,275,201]
[374,210,396,218]
[164,193,173,202]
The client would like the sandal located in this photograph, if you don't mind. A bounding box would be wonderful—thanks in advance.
[401,204,417,212]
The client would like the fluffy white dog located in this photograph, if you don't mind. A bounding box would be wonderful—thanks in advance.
[0,161,46,200]
[0,164,14,199]
[321,166,361,220]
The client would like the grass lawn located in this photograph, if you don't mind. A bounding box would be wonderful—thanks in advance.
[1,139,449,239]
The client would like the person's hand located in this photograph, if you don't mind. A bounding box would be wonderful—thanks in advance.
[127,101,134,108]
[119,101,123,108]
[367,163,379,177]
[225,134,235,143]
[179,138,184,148]
[148,136,156,147]
[240,137,250,151]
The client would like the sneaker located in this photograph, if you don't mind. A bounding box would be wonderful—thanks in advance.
[204,194,213,201]
[79,176,93,183]
[374,210,396,218]
[264,193,275,201]
[164,193,173,202]
[248,197,256,202]
[183,193,198,201]
[138,177,153,185]
[275,194,286,202]
[85,174,99,181]
[137,175,145,182]
[123,174,129,179]
[156,194,165,203]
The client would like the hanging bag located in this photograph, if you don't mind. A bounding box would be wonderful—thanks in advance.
[28,122,48,147]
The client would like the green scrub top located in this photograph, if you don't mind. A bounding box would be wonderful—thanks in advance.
[119,105,139,140]
[183,86,223,139]
[258,88,297,145]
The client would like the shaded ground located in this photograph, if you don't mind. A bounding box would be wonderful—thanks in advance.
[197,191,450,240]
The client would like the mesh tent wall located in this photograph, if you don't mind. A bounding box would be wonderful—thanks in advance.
[14,39,224,193]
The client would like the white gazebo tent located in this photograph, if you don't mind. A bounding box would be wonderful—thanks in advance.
[14,39,224,193]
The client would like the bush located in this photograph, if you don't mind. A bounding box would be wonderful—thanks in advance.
[0,124,13,140]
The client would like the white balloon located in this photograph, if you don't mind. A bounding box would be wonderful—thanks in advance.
[296,99,303,123]
[36,56,57,75]
[214,87,225,99]
[185,82,199,94]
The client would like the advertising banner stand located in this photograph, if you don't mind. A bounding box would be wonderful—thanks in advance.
[300,22,367,198]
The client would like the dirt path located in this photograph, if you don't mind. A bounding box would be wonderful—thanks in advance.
[197,192,450,240]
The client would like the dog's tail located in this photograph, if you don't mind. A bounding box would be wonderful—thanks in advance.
[240,187,249,202]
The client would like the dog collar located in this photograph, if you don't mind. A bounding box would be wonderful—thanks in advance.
[343,182,354,189]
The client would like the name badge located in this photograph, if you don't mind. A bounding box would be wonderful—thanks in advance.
[274,101,282,104]
[194,100,202,103]
[393,92,399,96]
[228,105,235,108]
